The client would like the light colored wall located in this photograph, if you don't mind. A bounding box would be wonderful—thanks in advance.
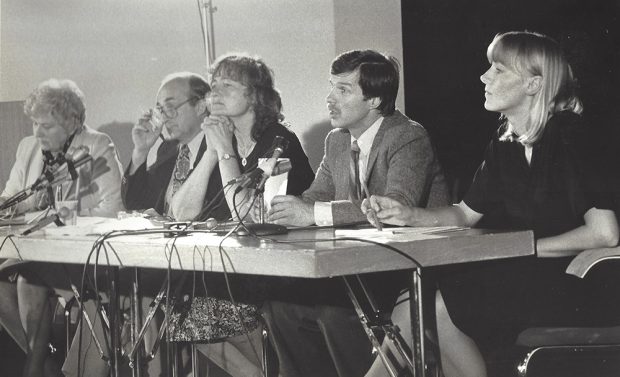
[0,0,403,170]
[334,0,405,111]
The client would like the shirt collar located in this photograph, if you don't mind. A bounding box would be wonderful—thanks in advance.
[351,116,383,156]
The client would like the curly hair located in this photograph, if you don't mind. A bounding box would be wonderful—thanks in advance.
[24,79,86,132]
[210,54,284,141]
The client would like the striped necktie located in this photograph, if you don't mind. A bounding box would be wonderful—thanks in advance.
[349,140,362,200]
[171,144,191,197]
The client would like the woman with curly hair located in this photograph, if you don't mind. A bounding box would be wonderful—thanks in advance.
[170,54,314,221]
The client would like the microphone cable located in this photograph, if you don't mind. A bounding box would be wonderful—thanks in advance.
[259,234,422,269]
[215,215,264,374]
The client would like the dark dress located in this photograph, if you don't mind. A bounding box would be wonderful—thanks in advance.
[439,111,620,350]
[196,121,315,221]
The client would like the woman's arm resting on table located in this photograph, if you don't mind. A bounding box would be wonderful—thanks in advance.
[537,208,619,258]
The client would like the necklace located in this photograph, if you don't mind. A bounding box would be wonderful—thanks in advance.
[236,139,256,167]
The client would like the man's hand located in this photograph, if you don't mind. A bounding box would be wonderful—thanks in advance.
[361,195,414,226]
[268,195,315,227]
[130,109,164,168]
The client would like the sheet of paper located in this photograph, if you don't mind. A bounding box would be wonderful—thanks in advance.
[42,216,158,237]
[260,158,289,211]
[335,226,468,242]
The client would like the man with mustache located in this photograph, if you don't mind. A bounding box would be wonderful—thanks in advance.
[265,50,449,376]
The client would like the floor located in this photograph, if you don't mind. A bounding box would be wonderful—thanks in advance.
[0,327,26,375]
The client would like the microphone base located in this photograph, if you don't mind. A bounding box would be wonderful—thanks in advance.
[236,223,288,236]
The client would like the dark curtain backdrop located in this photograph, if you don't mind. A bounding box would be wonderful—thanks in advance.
[401,0,620,200]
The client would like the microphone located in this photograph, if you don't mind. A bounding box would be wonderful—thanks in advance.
[271,159,292,176]
[235,136,289,191]
[0,147,92,211]
[21,207,71,235]
[31,146,92,190]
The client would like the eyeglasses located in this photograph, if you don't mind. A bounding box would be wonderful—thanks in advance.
[156,97,197,120]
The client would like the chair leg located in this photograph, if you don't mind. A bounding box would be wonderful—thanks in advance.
[171,342,178,377]
[261,324,269,377]
[64,297,77,356]
[192,343,199,377]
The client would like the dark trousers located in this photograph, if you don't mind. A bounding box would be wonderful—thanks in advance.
[262,300,373,377]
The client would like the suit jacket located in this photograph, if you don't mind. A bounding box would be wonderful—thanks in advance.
[302,109,449,225]
[122,137,230,220]
[1,125,124,217]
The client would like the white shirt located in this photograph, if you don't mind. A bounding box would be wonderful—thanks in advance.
[314,116,384,226]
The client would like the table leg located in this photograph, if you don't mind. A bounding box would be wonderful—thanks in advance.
[131,267,143,377]
[411,268,426,377]
[109,266,122,377]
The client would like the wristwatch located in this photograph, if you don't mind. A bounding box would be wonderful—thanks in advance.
[219,153,234,162]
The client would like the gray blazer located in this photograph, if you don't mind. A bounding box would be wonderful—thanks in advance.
[302,110,449,225]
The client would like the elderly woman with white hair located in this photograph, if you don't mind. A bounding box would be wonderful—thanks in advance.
[0,78,123,376]
[1,78,123,216]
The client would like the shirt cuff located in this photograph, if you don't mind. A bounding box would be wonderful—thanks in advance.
[314,201,333,226]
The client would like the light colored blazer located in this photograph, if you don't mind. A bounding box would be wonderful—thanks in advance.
[302,110,449,225]
[1,125,124,217]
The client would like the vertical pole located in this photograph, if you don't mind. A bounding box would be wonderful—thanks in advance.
[258,192,266,224]
[201,0,217,68]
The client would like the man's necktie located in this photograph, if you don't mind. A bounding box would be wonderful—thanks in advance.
[349,140,362,201]
[171,144,191,197]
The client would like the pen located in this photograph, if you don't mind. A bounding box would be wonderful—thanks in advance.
[360,179,383,231]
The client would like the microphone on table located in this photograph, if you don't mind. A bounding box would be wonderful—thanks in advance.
[0,147,92,211]
[235,136,289,192]
[31,146,92,189]
[21,206,71,235]
[231,136,291,236]
[271,159,292,176]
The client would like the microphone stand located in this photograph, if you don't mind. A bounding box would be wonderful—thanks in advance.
[237,183,287,236]
[0,150,92,212]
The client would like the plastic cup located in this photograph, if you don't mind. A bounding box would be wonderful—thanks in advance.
[56,200,78,225]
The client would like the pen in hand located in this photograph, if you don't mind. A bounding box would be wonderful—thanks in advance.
[360,182,383,231]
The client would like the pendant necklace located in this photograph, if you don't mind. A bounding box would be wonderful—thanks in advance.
[237,140,256,167]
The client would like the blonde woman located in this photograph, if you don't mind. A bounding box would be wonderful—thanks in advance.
[363,31,619,377]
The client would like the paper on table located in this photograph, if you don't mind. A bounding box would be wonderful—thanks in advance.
[43,216,159,237]
[335,226,468,243]
[259,158,289,211]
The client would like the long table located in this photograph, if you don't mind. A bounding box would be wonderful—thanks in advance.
[0,220,535,377]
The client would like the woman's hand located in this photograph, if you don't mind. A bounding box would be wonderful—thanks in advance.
[202,115,235,158]
[361,195,415,226]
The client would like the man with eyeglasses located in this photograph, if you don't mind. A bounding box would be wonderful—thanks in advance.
[122,71,229,221]
[119,72,223,376]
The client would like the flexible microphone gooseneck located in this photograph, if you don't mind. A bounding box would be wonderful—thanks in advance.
[0,147,92,212]
[21,207,71,235]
